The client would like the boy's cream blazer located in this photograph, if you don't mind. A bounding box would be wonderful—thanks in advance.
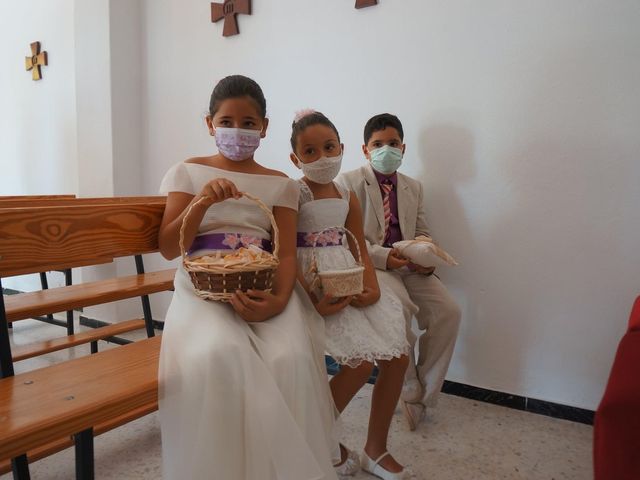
[337,164,430,270]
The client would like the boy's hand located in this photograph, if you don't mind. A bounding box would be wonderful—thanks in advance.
[386,249,409,270]
[350,286,380,308]
[230,289,285,322]
[314,294,353,316]
[408,264,436,276]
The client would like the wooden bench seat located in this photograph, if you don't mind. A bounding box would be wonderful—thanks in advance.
[11,318,147,362]
[0,401,158,475]
[0,336,161,462]
[4,269,176,323]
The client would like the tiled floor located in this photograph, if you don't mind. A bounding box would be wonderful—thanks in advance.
[2,318,594,479]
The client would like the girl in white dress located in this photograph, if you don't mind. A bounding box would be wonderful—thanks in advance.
[158,76,338,480]
[290,110,412,480]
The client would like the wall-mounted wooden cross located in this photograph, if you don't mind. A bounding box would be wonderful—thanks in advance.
[25,42,48,81]
[355,0,378,8]
[211,0,251,37]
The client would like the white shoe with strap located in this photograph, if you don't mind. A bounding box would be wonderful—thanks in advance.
[334,444,360,477]
[360,451,412,480]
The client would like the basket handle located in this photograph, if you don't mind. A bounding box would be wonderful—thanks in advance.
[179,192,280,262]
[310,226,363,269]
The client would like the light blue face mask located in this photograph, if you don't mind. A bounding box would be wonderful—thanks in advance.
[369,145,403,174]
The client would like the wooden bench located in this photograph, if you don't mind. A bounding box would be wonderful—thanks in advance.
[0,198,174,478]
[0,196,166,336]
[0,336,161,478]
[0,195,75,202]
[0,195,164,209]
[0,195,77,333]
[0,199,174,368]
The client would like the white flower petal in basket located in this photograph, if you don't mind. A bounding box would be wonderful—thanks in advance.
[392,237,458,268]
[180,193,280,302]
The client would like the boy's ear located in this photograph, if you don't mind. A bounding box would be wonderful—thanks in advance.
[205,115,214,136]
[362,144,371,161]
[401,143,406,155]
[260,118,269,138]
[290,152,301,169]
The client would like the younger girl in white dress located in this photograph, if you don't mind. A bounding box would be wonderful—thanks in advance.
[291,110,412,480]
[158,77,338,480]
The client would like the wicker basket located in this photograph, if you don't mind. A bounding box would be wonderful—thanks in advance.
[310,227,365,297]
[180,192,279,302]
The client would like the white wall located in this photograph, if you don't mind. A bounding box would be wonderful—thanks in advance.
[0,0,78,291]
[110,0,144,196]
[74,0,114,197]
[0,0,78,195]
[141,0,640,410]
[74,0,146,321]
[0,0,145,313]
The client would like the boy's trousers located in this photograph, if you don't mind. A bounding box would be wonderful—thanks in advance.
[377,268,461,407]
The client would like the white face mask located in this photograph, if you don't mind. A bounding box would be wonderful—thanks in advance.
[295,153,343,184]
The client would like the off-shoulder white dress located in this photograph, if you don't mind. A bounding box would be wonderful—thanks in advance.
[158,162,338,480]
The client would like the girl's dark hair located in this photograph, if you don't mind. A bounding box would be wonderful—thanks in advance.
[290,111,341,153]
[209,75,267,118]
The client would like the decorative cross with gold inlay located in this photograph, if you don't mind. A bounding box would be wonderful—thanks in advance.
[355,0,378,8]
[25,42,48,81]
[211,0,251,37]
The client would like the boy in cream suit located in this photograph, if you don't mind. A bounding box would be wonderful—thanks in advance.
[337,113,461,430]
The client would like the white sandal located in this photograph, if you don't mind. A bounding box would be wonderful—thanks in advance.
[360,450,412,480]
[334,444,360,477]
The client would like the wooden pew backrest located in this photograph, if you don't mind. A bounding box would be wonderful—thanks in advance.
[0,195,75,202]
[0,199,167,278]
[0,196,165,209]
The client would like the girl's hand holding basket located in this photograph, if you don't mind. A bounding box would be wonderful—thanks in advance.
[312,293,353,317]
[350,285,380,308]
[229,288,286,323]
[197,178,242,206]
[180,189,281,309]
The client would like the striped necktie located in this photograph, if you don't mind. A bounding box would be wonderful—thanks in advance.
[381,181,393,241]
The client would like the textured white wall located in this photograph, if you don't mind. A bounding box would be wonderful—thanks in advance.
[141,0,640,410]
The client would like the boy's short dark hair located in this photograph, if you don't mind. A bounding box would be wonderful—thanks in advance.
[363,113,404,144]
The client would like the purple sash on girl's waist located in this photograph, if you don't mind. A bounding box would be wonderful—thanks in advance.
[296,229,344,248]
[188,233,273,256]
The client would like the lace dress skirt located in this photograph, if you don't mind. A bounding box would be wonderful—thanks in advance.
[298,244,410,368]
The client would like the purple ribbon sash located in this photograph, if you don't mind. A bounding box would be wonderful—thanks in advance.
[296,229,345,248]
[188,232,273,256]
